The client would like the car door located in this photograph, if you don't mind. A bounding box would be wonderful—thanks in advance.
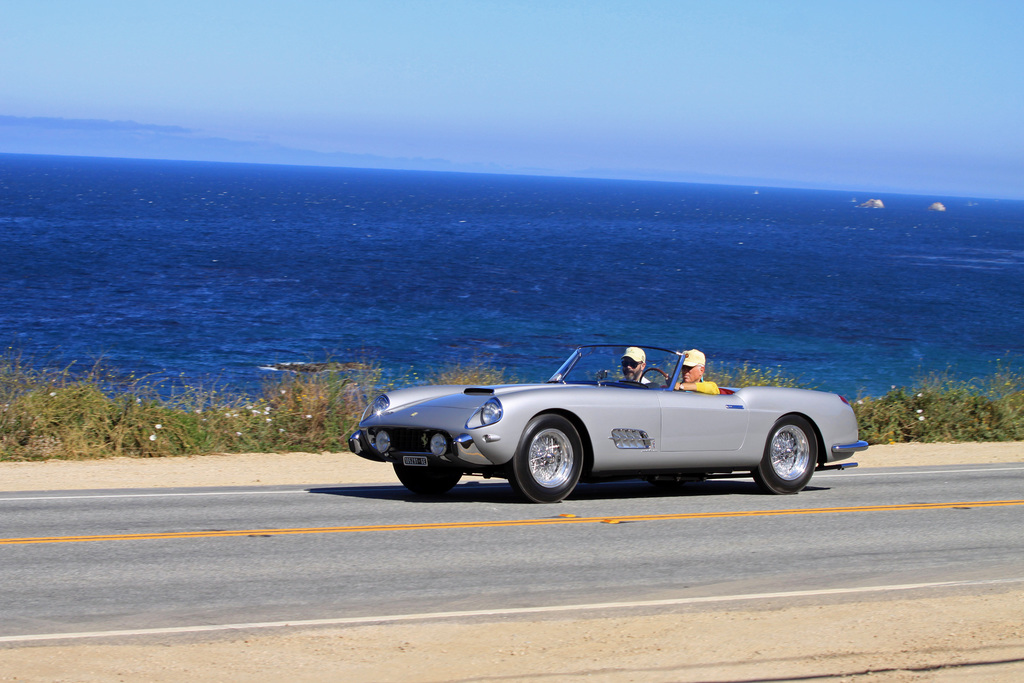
[658,390,749,452]
[575,386,665,470]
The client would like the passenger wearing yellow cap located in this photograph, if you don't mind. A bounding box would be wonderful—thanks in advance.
[621,346,648,382]
[674,349,719,395]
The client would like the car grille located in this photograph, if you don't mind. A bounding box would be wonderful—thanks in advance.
[376,427,433,453]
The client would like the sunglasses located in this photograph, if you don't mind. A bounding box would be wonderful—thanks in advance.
[621,358,641,368]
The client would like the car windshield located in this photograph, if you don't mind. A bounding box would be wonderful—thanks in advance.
[548,345,683,389]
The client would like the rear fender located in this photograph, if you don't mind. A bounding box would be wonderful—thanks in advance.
[777,411,828,466]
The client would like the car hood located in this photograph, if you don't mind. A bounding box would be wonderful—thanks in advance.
[386,383,558,411]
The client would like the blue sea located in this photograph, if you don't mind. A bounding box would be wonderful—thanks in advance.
[2,153,1022,398]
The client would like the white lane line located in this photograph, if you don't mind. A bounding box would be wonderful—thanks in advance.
[1,577,1021,644]
[0,482,499,502]
[819,466,1024,478]
[0,489,311,502]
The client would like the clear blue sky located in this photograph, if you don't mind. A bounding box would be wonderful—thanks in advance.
[2,0,1022,198]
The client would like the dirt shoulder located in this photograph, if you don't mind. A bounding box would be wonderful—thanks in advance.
[1,443,1022,682]
[1,588,1022,682]
[2,441,1022,491]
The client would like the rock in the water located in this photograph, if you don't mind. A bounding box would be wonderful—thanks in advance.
[262,361,366,373]
[928,202,946,211]
[858,199,885,208]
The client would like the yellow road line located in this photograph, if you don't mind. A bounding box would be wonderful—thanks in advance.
[3,499,1022,546]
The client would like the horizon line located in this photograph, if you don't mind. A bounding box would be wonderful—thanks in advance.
[1,150,1011,203]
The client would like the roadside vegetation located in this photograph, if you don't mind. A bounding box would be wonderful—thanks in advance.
[2,348,1022,461]
[851,364,1024,443]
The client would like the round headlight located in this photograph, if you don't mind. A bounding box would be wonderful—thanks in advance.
[430,432,448,456]
[371,394,390,415]
[480,398,503,426]
[374,430,391,453]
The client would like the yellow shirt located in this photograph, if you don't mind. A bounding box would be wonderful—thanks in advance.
[689,380,719,395]
[676,380,720,394]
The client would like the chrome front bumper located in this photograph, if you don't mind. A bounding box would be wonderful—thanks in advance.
[348,430,386,462]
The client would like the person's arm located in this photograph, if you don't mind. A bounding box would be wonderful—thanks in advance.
[674,380,719,394]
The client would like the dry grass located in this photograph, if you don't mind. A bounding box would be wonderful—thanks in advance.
[3,349,1022,460]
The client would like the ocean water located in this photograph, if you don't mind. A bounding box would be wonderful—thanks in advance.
[2,153,1022,398]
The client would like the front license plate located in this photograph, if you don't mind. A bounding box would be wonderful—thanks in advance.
[403,455,429,467]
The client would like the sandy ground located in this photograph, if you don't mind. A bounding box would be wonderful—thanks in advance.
[2,440,1023,491]
[1,442,1022,682]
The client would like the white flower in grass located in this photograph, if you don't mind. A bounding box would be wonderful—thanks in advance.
[155,424,163,429]
[305,414,313,419]
[49,392,57,397]
[266,418,272,422]
[236,431,242,436]
[918,416,925,421]
[149,434,157,441]
[916,409,923,414]
[917,393,923,397]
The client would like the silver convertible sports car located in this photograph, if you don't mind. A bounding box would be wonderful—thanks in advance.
[348,345,868,503]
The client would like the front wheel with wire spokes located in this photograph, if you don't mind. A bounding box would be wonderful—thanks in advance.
[753,415,817,494]
[506,414,583,503]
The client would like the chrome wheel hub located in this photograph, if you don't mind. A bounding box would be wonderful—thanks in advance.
[528,428,574,488]
[769,425,811,481]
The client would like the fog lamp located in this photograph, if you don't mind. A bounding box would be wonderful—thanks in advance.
[430,432,448,456]
[374,430,391,453]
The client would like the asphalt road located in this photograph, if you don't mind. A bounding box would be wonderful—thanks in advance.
[1,463,1022,641]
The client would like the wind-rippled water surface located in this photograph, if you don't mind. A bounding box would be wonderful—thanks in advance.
[2,154,1022,397]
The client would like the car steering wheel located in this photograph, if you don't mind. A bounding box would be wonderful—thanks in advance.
[641,367,670,385]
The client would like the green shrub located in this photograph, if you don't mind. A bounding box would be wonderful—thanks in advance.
[0,352,508,461]
[853,369,1024,444]
[2,348,1022,460]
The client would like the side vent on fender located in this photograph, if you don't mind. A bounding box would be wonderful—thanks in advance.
[610,429,655,449]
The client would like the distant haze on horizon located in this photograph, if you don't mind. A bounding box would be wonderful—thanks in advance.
[2,0,1022,200]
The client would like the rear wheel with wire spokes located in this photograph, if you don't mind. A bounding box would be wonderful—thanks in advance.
[753,415,817,494]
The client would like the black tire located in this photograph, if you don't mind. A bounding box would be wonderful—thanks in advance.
[753,415,817,494]
[393,463,463,495]
[506,414,583,503]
